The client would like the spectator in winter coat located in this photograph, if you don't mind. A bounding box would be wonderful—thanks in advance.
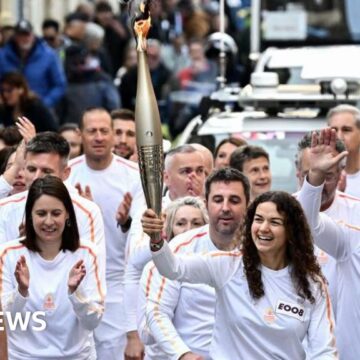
[0,20,66,108]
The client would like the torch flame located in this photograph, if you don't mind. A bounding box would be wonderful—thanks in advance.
[133,1,152,51]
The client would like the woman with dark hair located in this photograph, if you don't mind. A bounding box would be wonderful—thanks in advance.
[149,191,337,359]
[0,72,58,132]
[0,145,26,197]
[214,137,247,169]
[0,175,105,359]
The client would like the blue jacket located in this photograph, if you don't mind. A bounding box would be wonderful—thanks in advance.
[0,38,67,107]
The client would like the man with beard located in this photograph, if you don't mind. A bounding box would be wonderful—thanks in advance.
[68,107,145,360]
[111,109,136,160]
[230,145,272,202]
[138,168,250,359]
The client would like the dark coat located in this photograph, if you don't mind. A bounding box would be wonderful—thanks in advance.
[0,98,58,132]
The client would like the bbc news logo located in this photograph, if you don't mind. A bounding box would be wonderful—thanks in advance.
[0,311,46,331]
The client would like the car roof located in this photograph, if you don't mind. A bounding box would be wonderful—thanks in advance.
[257,45,360,81]
[195,111,327,136]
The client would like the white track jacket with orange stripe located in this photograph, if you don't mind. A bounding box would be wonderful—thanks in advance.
[139,226,216,360]
[298,179,360,360]
[0,239,106,360]
[151,236,338,360]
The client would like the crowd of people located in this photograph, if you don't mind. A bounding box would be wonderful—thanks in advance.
[0,102,359,359]
[0,0,250,139]
[1,1,360,359]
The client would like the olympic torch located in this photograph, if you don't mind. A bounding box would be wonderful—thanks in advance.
[133,0,164,242]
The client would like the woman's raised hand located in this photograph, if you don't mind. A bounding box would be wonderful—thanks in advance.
[15,255,29,297]
[68,260,86,294]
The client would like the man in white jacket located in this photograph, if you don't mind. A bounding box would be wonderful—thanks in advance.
[297,127,360,360]
[0,132,106,269]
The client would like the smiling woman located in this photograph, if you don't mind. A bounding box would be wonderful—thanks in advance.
[150,187,337,359]
[0,175,105,359]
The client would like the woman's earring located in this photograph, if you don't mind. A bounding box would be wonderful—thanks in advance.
[66,219,71,227]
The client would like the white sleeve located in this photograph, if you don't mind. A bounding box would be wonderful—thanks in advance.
[0,253,28,314]
[0,176,12,199]
[129,178,146,220]
[0,207,7,244]
[297,179,358,261]
[73,198,107,277]
[126,209,151,269]
[123,211,152,332]
[0,205,19,245]
[141,264,191,359]
[151,240,240,290]
[69,249,106,331]
[90,204,106,277]
[306,279,338,359]
[124,258,151,333]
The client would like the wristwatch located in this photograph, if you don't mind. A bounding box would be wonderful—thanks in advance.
[150,239,164,252]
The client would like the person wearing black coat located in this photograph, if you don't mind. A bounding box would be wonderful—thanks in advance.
[0,72,58,132]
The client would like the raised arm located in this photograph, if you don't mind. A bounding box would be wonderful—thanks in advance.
[151,239,240,290]
[297,129,357,260]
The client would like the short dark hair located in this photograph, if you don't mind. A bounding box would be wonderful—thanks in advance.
[205,167,250,204]
[0,126,22,147]
[230,145,270,172]
[65,12,88,25]
[296,131,346,169]
[111,109,135,122]
[23,176,80,253]
[79,107,111,130]
[214,137,247,159]
[42,19,60,32]
[95,1,113,13]
[26,132,70,165]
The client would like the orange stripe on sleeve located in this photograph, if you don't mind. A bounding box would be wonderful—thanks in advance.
[210,251,242,258]
[319,277,338,358]
[80,245,105,302]
[146,231,208,352]
[173,231,208,254]
[0,244,25,296]
[337,193,360,202]
[72,199,95,243]
[145,265,155,298]
[115,157,139,171]
[0,196,26,207]
[336,220,360,232]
